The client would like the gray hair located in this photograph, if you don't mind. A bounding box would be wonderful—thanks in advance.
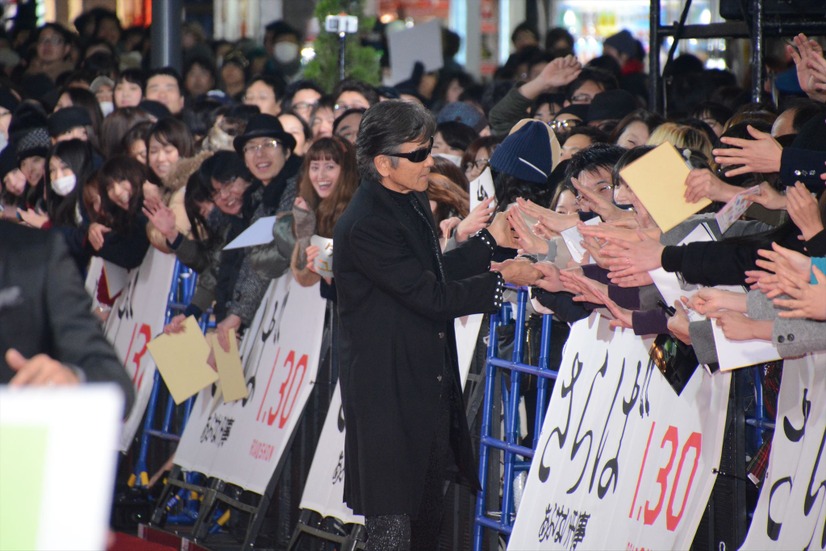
[356,100,436,182]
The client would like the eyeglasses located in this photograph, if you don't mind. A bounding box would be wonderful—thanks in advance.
[549,119,580,131]
[38,36,65,46]
[293,101,318,112]
[569,93,595,104]
[575,184,613,200]
[386,138,433,163]
[243,139,281,155]
[334,103,363,114]
[244,94,275,103]
[465,158,489,171]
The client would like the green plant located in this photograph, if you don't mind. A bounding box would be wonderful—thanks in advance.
[303,0,382,92]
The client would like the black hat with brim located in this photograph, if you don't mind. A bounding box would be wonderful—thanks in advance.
[233,113,296,155]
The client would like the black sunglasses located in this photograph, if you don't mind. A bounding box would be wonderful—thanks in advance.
[386,138,434,163]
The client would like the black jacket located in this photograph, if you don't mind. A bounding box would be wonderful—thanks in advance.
[333,177,500,516]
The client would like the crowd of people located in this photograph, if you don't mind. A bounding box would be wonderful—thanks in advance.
[1,8,826,546]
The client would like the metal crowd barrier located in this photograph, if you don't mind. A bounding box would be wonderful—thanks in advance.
[473,287,559,550]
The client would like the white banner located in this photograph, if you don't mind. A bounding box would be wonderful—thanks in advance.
[298,313,484,522]
[508,314,731,550]
[103,248,177,452]
[175,275,327,494]
[740,352,826,550]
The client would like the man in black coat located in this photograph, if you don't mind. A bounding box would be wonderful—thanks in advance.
[0,221,134,412]
[333,100,540,549]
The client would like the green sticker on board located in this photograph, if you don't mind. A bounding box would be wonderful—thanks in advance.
[0,425,49,550]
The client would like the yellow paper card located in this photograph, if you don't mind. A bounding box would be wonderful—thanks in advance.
[147,316,217,404]
[619,142,711,233]
[208,331,249,403]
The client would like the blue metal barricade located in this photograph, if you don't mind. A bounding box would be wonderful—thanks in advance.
[129,260,204,493]
[473,287,559,550]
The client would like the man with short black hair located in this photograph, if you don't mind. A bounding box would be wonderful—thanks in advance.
[145,67,186,116]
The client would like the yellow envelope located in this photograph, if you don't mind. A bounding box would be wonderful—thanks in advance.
[146,316,217,404]
[208,331,249,403]
[619,142,711,233]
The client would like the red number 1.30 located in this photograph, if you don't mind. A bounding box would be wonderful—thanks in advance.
[629,423,702,532]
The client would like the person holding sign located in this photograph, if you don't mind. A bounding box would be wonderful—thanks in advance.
[334,101,542,550]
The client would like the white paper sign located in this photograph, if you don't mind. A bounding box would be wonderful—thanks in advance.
[740,352,826,550]
[103,248,177,452]
[469,167,496,213]
[310,235,334,279]
[386,19,443,86]
[0,386,123,551]
[174,275,327,494]
[560,217,600,264]
[224,216,276,250]
[710,322,780,371]
[508,314,731,551]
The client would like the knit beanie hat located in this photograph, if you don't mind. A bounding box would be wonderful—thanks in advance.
[604,30,637,58]
[489,119,561,184]
[16,127,50,163]
[47,107,92,138]
[586,89,639,123]
[437,102,488,134]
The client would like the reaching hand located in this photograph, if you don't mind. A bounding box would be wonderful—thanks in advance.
[707,310,770,341]
[683,168,739,204]
[305,245,320,274]
[743,181,786,211]
[456,197,495,243]
[520,54,582,99]
[17,207,49,229]
[492,258,541,287]
[785,182,823,241]
[518,197,579,234]
[163,314,187,335]
[713,125,782,177]
[788,33,826,102]
[570,177,629,223]
[683,287,746,315]
[216,314,241,353]
[88,222,112,251]
[754,242,812,298]
[143,199,178,242]
[487,211,518,249]
[507,205,549,256]
[773,265,826,320]
[599,230,665,279]
[667,301,692,345]
[533,261,564,293]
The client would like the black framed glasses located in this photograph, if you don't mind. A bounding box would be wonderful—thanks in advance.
[386,138,434,163]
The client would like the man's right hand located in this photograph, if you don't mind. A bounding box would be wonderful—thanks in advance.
[493,258,540,286]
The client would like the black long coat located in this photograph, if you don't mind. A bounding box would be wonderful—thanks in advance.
[333,177,500,516]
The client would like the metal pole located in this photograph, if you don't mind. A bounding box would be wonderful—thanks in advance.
[338,31,347,82]
[648,0,661,114]
[750,0,764,103]
[151,0,183,71]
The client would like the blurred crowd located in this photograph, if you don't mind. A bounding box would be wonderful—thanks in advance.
[0,7,825,403]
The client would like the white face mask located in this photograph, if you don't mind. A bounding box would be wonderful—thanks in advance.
[51,173,77,196]
[99,101,114,117]
[274,42,299,64]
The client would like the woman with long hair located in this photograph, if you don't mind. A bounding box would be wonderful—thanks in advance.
[290,136,359,290]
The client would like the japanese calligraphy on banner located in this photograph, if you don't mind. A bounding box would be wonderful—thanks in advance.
[298,313,484,522]
[508,314,731,551]
[298,382,363,525]
[175,275,327,494]
[103,249,177,452]
[740,352,826,550]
